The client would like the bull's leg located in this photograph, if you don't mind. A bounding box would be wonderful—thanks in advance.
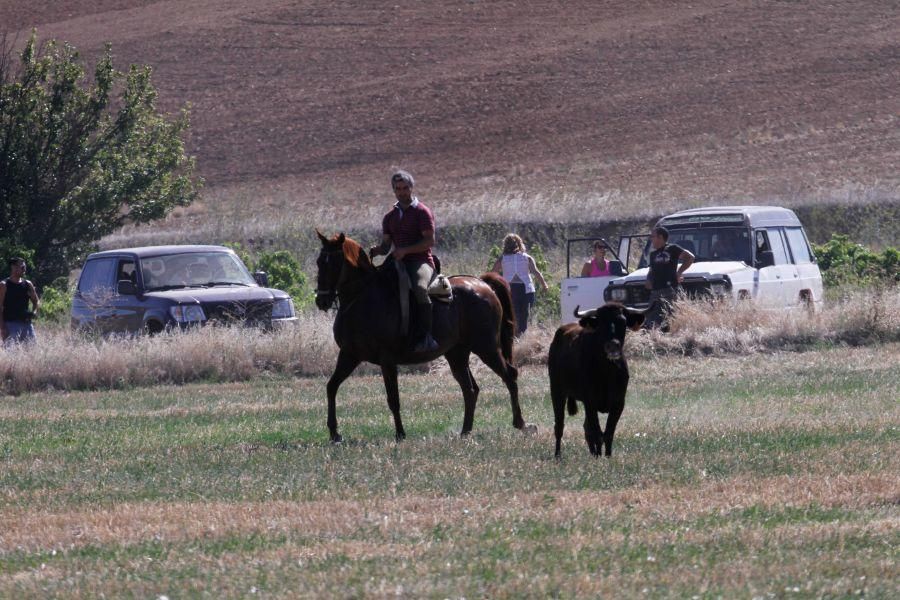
[446,348,478,436]
[583,405,603,456]
[551,380,567,458]
[326,350,361,443]
[603,396,626,457]
[380,363,406,441]
[478,349,527,430]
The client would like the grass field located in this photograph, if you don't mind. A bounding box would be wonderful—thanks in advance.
[2,344,897,597]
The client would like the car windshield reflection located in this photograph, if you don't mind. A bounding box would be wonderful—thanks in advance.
[141,252,256,291]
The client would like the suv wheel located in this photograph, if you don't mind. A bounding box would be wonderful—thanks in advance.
[144,320,164,336]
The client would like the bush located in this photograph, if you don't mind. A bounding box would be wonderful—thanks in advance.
[226,243,314,310]
[812,235,899,289]
[36,277,72,325]
[256,250,314,309]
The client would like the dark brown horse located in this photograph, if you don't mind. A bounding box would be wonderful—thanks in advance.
[315,231,531,442]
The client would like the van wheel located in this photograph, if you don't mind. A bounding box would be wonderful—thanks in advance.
[799,291,815,314]
[144,321,164,336]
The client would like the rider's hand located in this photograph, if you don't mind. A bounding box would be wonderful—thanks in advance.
[392,247,406,261]
[677,273,685,284]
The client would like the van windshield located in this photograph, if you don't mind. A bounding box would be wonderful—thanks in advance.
[141,252,256,291]
[638,227,753,267]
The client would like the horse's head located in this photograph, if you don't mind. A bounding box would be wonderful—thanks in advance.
[315,230,345,310]
[315,230,371,311]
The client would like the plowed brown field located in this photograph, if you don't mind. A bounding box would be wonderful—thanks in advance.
[3,0,898,224]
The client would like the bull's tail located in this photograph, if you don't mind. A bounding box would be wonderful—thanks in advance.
[480,272,516,365]
[567,396,578,416]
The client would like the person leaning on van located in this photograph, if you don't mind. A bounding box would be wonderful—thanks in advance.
[491,234,548,336]
[644,226,694,330]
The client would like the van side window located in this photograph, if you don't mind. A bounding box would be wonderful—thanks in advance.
[784,228,813,264]
[765,228,790,265]
[117,260,137,284]
[78,258,117,295]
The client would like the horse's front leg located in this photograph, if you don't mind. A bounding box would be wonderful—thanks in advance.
[381,363,406,441]
[326,350,361,443]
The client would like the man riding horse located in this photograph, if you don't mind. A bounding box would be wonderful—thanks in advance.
[369,170,439,353]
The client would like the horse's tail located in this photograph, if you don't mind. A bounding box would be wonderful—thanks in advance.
[480,272,516,365]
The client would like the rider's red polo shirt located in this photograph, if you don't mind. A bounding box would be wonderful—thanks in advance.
[382,198,435,267]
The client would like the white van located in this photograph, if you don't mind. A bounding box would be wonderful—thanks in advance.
[560,206,823,323]
[606,206,823,312]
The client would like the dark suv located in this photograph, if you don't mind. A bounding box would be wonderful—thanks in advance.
[71,245,298,334]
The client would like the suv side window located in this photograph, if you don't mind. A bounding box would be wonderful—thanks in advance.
[116,259,137,284]
[78,258,117,295]
[765,228,790,265]
[784,227,813,264]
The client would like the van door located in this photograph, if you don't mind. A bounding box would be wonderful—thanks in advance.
[784,227,823,305]
[618,235,650,272]
[72,258,118,332]
[753,230,783,306]
[766,228,800,306]
[109,258,145,332]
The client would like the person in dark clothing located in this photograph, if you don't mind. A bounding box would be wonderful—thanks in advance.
[643,227,694,330]
[369,170,439,352]
[0,258,40,346]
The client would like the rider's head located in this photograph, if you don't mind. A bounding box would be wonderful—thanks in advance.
[391,170,414,204]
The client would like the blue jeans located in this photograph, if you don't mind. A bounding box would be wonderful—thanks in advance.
[3,321,36,347]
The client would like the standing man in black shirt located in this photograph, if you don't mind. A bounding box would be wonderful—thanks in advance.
[0,258,40,346]
[644,227,694,330]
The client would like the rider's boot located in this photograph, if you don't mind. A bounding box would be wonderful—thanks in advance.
[413,303,439,353]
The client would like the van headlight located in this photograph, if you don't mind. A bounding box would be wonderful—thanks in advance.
[271,298,295,319]
[169,304,206,323]
[609,287,628,302]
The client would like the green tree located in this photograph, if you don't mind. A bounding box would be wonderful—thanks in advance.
[0,32,199,288]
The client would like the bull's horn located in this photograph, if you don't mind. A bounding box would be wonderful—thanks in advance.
[574,305,598,319]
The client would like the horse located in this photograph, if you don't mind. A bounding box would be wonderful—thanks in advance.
[314,230,532,443]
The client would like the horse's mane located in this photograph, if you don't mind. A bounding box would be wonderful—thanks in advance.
[329,233,372,271]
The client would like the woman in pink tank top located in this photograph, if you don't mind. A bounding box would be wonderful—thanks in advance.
[581,241,612,277]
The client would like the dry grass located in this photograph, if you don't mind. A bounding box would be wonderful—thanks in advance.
[3,287,897,395]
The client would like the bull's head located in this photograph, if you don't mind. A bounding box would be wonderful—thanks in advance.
[573,304,645,362]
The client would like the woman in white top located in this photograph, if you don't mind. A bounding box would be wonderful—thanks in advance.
[491,233,549,335]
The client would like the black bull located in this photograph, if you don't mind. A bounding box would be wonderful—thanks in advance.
[549,303,645,457]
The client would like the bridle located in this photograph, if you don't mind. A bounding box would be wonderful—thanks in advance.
[315,247,344,309]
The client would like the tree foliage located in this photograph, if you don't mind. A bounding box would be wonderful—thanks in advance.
[0,32,199,288]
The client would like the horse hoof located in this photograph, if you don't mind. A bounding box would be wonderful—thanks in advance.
[395,433,406,442]
[330,435,344,445]
[522,423,538,436]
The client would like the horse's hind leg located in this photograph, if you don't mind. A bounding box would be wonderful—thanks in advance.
[380,363,406,441]
[326,350,360,443]
[477,349,527,431]
[446,348,478,436]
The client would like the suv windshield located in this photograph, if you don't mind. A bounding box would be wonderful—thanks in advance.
[141,252,256,291]
[638,227,752,267]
